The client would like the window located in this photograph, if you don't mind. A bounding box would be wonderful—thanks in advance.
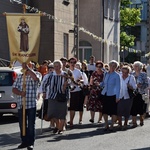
[104,0,109,18]
[63,33,68,58]
[109,0,114,20]
[114,0,120,21]
[129,26,141,41]
[0,72,13,86]
[79,41,92,62]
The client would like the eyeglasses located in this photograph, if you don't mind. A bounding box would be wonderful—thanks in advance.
[122,71,128,74]
[54,65,60,68]
[96,65,102,68]
[70,61,76,64]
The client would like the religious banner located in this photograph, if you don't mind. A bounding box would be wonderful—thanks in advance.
[6,13,40,63]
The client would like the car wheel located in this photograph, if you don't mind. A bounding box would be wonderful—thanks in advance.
[0,113,3,118]
[14,113,18,118]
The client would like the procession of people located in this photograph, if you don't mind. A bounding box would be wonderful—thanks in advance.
[12,56,150,150]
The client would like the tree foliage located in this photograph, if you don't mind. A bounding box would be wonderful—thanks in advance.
[121,0,131,8]
[120,0,141,47]
[120,8,141,28]
[120,32,135,47]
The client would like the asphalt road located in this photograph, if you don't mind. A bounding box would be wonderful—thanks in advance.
[0,110,150,150]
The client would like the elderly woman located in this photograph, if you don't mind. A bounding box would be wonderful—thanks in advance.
[117,65,137,130]
[87,61,104,123]
[130,61,148,128]
[101,60,121,131]
[42,60,68,134]
[38,63,55,128]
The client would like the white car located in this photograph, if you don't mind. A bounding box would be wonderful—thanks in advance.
[0,66,43,117]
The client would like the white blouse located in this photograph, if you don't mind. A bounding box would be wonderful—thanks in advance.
[119,75,137,99]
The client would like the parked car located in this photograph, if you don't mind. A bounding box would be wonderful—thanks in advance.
[0,66,43,117]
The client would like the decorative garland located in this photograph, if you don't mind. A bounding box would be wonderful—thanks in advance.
[9,0,119,47]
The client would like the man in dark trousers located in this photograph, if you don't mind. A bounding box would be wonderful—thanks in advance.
[12,63,40,150]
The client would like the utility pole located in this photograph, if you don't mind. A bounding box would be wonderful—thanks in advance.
[74,0,79,59]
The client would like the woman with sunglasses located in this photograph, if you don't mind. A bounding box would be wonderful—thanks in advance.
[67,57,84,126]
[87,61,104,123]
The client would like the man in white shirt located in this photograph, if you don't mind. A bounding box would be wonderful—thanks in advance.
[87,55,96,81]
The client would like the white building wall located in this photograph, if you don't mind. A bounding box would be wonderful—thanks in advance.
[103,0,120,63]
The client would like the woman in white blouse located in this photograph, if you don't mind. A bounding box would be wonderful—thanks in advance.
[118,65,137,130]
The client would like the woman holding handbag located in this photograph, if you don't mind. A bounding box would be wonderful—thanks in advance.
[117,65,137,130]
[42,60,69,134]
[130,61,148,128]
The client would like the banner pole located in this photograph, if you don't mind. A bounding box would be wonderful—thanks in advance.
[22,4,26,137]
[22,69,26,136]
[23,4,26,13]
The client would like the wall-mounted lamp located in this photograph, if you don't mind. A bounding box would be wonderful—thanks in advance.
[69,29,74,33]
[62,0,70,6]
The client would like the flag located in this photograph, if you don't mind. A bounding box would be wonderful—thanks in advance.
[6,13,40,63]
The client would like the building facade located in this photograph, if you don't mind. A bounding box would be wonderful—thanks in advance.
[130,0,149,63]
[0,0,74,63]
[0,0,120,64]
[147,0,150,57]
[79,0,120,63]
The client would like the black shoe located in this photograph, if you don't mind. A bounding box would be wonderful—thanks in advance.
[131,124,138,128]
[89,119,94,123]
[103,127,109,132]
[58,130,63,134]
[140,122,144,126]
[17,143,28,149]
[53,128,58,134]
[27,145,34,150]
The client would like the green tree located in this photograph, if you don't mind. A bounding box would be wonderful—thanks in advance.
[120,0,141,62]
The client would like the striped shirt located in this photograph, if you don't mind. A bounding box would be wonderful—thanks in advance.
[13,72,40,109]
[42,71,68,99]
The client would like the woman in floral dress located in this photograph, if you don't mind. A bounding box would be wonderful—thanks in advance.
[87,61,104,123]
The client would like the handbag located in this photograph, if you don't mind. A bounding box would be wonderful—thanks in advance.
[55,93,67,102]
[127,75,137,99]
[142,94,149,103]
[127,88,137,99]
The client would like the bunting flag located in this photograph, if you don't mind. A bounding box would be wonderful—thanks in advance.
[6,13,40,63]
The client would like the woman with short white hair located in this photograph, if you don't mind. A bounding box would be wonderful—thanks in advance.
[118,65,137,130]
[130,61,148,128]
[101,60,121,131]
[42,60,68,134]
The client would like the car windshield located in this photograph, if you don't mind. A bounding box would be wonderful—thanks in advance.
[0,72,13,86]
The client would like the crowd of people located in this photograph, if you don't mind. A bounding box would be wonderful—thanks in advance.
[12,56,150,150]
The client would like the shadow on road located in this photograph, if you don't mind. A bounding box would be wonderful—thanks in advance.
[35,123,133,142]
[0,132,20,150]
[0,115,18,125]
[131,148,150,150]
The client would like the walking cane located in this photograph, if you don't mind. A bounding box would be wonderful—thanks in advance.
[41,99,44,134]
